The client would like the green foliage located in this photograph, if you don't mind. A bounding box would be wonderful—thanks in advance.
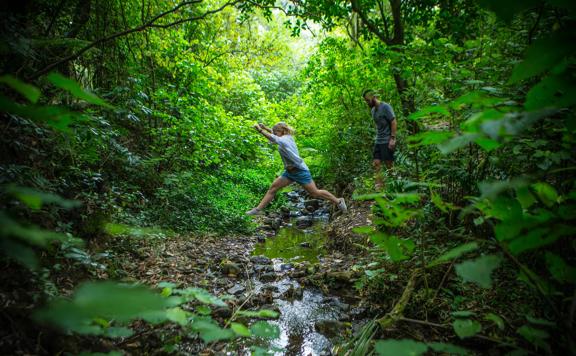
[454,254,502,288]
[374,339,469,356]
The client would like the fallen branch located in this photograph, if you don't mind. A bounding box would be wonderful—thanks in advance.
[376,268,420,329]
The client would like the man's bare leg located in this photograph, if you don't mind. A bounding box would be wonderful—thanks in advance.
[373,159,383,190]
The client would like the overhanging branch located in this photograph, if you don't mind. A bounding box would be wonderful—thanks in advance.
[28,0,240,80]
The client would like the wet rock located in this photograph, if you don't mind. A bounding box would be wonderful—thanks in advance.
[290,270,307,278]
[304,199,322,211]
[254,264,274,273]
[296,216,313,229]
[286,191,300,202]
[282,284,304,300]
[263,217,282,231]
[251,255,272,265]
[314,319,347,338]
[299,242,311,248]
[227,284,246,295]
[259,272,277,282]
[262,284,279,293]
[350,306,369,319]
[279,263,293,271]
[325,271,358,284]
[256,234,266,243]
[221,261,241,276]
[323,297,350,311]
[212,307,232,318]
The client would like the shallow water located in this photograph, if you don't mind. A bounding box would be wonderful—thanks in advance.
[251,220,345,355]
[252,222,328,263]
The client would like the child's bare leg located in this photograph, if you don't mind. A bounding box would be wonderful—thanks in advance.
[301,181,339,204]
[256,176,292,210]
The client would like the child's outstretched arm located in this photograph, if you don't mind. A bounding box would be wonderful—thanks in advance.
[258,123,273,133]
[253,123,275,141]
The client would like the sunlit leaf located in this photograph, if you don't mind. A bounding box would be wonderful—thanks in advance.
[484,313,505,330]
[231,322,252,336]
[237,309,279,319]
[166,307,189,326]
[250,321,280,339]
[46,72,114,108]
[531,182,558,207]
[408,105,449,120]
[6,185,81,210]
[0,75,41,103]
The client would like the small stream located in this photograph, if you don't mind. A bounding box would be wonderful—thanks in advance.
[249,190,349,355]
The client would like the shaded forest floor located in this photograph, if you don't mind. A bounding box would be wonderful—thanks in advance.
[1,192,546,355]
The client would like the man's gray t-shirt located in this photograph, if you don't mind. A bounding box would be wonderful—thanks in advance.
[268,134,309,171]
[371,102,396,144]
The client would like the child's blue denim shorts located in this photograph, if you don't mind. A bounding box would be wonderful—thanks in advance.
[281,168,313,185]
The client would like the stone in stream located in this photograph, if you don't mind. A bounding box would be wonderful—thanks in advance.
[279,263,294,271]
[227,284,246,295]
[295,216,313,229]
[259,272,277,282]
[254,264,274,273]
[304,199,322,211]
[299,242,311,248]
[314,319,348,338]
[220,261,241,276]
[250,255,272,265]
[262,284,279,293]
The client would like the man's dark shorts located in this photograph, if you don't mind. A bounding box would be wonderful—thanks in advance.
[373,143,395,161]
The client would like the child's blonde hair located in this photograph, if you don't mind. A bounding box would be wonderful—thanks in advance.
[272,122,294,135]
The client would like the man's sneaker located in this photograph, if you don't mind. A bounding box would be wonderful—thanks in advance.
[246,207,264,216]
[337,198,348,213]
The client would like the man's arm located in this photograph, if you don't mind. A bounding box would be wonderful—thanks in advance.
[388,118,397,150]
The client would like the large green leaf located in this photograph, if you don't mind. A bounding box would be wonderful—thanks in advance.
[437,133,479,154]
[452,319,481,339]
[6,185,81,210]
[428,242,479,267]
[0,95,82,132]
[525,75,576,110]
[374,339,428,356]
[427,342,469,355]
[477,0,540,22]
[192,320,235,342]
[455,255,502,288]
[34,281,169,334]
[0,75,41,103]
[407,131,453,147]
[509,34,574,83]
[531,182,558,207]
[250,321,280,339]
[46,72,114,108]
[237,309,279,319]
[545,252,576,284]
[408,105,449,120]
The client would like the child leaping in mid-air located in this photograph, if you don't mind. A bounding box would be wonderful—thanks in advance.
[246,122,347,216]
